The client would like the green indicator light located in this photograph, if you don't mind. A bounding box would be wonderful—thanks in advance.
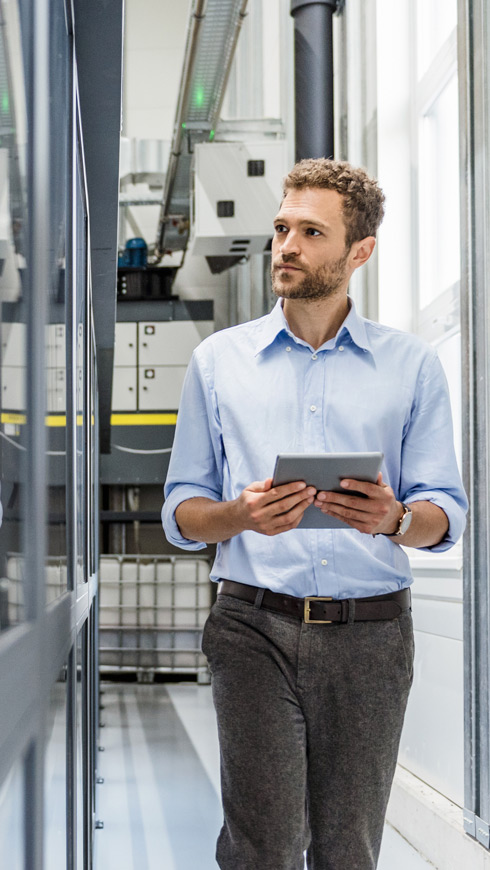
[195,85,204,108]
[181,122,186,129]
[209,129,215,141]
[2,93,9,114]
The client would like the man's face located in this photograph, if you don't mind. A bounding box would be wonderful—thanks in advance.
[271,187,352,300]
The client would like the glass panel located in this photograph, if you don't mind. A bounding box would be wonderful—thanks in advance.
[46,0,69,602]
[417,0,457,77]
[486,2,490,162]
[90,341,96,577]
[0,757,24,869]
[418,72,460,310]
[75,152,87,586]
[44,673,67,870]
[76,629,85,868]
[0,0,29,631]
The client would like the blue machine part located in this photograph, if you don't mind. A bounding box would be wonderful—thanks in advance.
[125,237,148,267]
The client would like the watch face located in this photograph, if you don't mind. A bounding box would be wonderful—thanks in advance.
[400,506,413,534]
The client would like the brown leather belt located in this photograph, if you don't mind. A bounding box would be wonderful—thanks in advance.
[217,580,411,624]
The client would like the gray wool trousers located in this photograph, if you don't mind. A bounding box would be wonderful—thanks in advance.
[201,590,414,870]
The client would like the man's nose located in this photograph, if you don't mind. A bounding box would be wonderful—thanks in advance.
[280,231,300,256]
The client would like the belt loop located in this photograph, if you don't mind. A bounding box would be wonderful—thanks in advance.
[254,588,265,609]
[347,598,356,624]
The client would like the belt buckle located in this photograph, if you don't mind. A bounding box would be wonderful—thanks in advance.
[304,596,333,624]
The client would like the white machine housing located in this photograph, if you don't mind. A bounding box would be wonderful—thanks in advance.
[190,140,288,257]
[112,318,214,412]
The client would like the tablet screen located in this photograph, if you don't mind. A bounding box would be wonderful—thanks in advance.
[272,452,384,530]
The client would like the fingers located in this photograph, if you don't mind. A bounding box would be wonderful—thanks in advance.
[313,474,397,535]
[315,504,374,534]
[336,476,386,498]
[246,478,313,504]
[240,479,317,535]
[245,477,273,493]
[315,474,389,508]
[264,493,316,534]
[257,487,316,528]
[315,491,380,514]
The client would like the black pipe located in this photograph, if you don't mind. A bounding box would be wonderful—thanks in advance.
[290,0,338,162]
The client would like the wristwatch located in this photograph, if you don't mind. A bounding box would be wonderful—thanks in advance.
[391,502,413,536]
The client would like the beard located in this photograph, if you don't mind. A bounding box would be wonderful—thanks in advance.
[271,249,350,301]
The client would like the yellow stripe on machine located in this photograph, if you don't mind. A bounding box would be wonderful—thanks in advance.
[2,412,177,427]
[110,413,177,425]
[45,415,85,426]
[1,412,27,425]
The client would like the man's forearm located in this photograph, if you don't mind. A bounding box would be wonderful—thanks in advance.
[388,500,449,548]
[175,497,243,544]
[174,479,317,543]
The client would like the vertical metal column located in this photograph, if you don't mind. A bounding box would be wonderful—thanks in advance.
[64,12,77,866]
[66,645,77,870]
[290,0,343,161]
[24,0,50,865]
[459,0,490,849]
[73,0,124,454]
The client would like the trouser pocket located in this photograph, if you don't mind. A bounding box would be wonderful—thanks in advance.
[395,609,415,683]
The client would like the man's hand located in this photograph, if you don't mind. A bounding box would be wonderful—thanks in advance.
[314,472,402,535]
[236,478,317,536]
[175,478,317,544]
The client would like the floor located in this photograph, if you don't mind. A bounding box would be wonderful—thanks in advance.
[94,682,436,870]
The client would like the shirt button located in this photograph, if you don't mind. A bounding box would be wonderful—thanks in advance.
[338,345,344,352]
[311,354,318,360]
[310,405,317,412]
[286,346,292,352]
[321,559,328,566]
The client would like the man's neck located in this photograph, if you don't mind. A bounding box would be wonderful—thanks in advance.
[281,293,350,350]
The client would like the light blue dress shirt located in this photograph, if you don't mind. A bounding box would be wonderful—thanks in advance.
[162,298,468,599]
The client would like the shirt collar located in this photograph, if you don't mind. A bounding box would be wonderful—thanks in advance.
[254,297,373,356]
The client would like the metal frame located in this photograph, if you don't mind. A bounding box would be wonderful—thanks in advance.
[459,0,490,849]
[333,0,379,320]
[73,0,124,455]
[0,1,104,868]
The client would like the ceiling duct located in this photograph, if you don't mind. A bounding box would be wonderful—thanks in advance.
[153,0,248,261]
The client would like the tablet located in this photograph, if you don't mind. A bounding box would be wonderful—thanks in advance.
[272,452,384,530]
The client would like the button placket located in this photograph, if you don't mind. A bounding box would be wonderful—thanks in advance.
[304,345,327,453]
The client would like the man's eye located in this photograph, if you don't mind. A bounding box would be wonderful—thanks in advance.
[306,228,321,236]
[274,224,288,233]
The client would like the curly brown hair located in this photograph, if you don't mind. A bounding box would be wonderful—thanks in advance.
[283,158,386,249]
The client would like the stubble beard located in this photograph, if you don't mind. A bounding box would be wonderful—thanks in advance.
[271,250,350,301]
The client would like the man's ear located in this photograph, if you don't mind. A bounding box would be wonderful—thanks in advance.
[350,236,376,270]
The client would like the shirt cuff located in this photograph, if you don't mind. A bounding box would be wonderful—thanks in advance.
[404,490,467,553]
[161,484,221,550]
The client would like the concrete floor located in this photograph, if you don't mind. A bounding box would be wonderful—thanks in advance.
[94,682,436,869]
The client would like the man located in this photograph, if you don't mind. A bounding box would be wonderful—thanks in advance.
[162,159,467,870]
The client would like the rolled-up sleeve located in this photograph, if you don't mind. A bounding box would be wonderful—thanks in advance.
[399,352,468,552]
[162,349,223,549]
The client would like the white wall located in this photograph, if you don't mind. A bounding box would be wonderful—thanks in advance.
[375,0,413,333]
[339,0,466,810]
[123,0,190,140]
